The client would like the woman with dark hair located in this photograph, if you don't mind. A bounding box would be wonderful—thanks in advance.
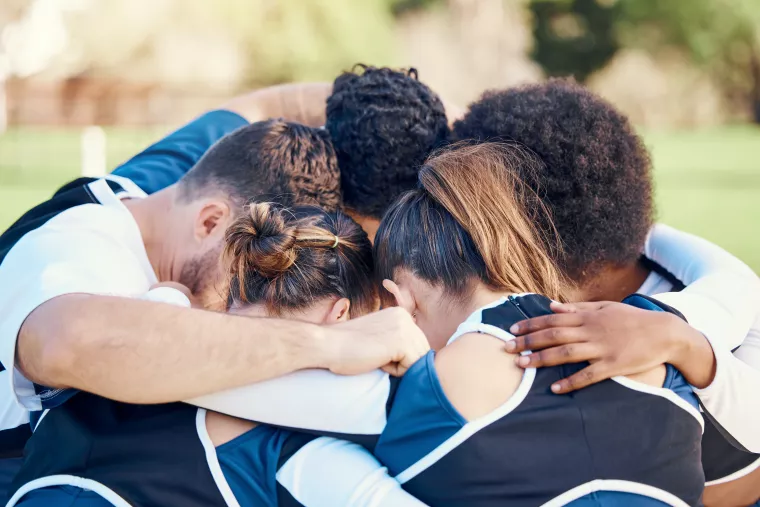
[186,143,708,506]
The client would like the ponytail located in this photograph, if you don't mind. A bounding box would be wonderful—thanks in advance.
[375,142,567,302]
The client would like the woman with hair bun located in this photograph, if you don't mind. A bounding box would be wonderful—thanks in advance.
[10,202,428,507]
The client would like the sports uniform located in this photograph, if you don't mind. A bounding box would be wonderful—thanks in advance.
[11,291,704,506]
[0,110,249,503]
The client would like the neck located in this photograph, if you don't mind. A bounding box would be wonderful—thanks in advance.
[456,283,515,321]
[122,186,179,282]
[568,259,651,302]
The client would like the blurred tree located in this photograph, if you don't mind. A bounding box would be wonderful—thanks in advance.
[530,0,760,122]
[530,0,620,82]
[616,0,760,122]
[209,0,399,86]
[46,0,400,90]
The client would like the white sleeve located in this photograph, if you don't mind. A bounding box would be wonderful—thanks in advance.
[277,437,428,507]
[646,223,759,351]
[144,286,393,438]
[692,319,760,453]
[645,224,760,452]
[187,369,392,438]
[0,214,152,410]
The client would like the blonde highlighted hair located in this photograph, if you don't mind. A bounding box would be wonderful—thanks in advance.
[375,142,567,302]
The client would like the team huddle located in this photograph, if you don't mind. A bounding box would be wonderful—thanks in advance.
[0,66,758,507]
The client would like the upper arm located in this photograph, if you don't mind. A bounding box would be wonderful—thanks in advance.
[646,224,760,351]
[221,83,331,127]
[277,437,428,507]
[187,369,391,442]
[434,333,524,421]
[1,218,150,408]
[111,109,248,194]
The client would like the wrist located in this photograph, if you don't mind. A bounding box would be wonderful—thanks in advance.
[301,323,336,370]
[665,314,716,388]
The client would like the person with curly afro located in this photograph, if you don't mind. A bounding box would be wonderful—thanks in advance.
[454,79,760,505]
[326,65,450,241]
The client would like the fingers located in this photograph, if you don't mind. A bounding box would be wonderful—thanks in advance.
[550,364,610,394]
[382,363,403,376]
[549,302,578,314]
[505,326,584,353]
[509,312,584,338]
[513,343,598,368]
[555,301,617,312]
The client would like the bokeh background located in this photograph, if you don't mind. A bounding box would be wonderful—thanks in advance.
[0,0,758,269]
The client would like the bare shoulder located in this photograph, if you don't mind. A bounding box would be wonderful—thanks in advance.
[206,411,258,447]
[434,332,525,421]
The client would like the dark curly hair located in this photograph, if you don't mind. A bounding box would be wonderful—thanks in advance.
[326,65,450,219]
[453,79,653,282]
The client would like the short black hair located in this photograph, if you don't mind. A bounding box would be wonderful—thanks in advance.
[326,65,450,219]
[453,79,653,282]
[178,119,340,212]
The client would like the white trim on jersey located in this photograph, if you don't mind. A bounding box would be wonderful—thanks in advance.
[611,376,704,432]
[0,370,30,430]
[195,409,241,507]
[33,409,50,431]
[396,366,536,484]
[396,306,538,484]
[448,322,515,346]
[6,475,132,507]
[102,175,148,199]
[705,455,760,486]
[540,479,690,507]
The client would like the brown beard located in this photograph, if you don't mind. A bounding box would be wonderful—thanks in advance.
[178,244,225,302]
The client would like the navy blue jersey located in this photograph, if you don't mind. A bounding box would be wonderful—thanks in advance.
[370,294,704,506]
[110,109,248,194]
[8,394,322,507]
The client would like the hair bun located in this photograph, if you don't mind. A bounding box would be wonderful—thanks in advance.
[225,203,297,279]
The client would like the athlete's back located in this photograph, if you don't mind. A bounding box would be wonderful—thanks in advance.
[374,294,704,507]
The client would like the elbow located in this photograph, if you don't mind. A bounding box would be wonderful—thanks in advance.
[18,297,93,389]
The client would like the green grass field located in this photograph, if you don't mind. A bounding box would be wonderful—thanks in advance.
[1,125,759,270]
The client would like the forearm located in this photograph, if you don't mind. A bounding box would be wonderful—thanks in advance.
[695,329,760,453]
[17,294,329,403]
[222,82,332,126]
[667,315,717,389]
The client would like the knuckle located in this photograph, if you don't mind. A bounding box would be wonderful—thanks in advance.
[561,345,574,359]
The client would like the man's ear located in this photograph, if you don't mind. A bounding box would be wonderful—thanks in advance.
[324,298,351,324]
[194,200,232,241]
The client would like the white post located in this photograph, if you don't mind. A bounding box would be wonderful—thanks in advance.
[80,125,107,177]
[0,55,8,135]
